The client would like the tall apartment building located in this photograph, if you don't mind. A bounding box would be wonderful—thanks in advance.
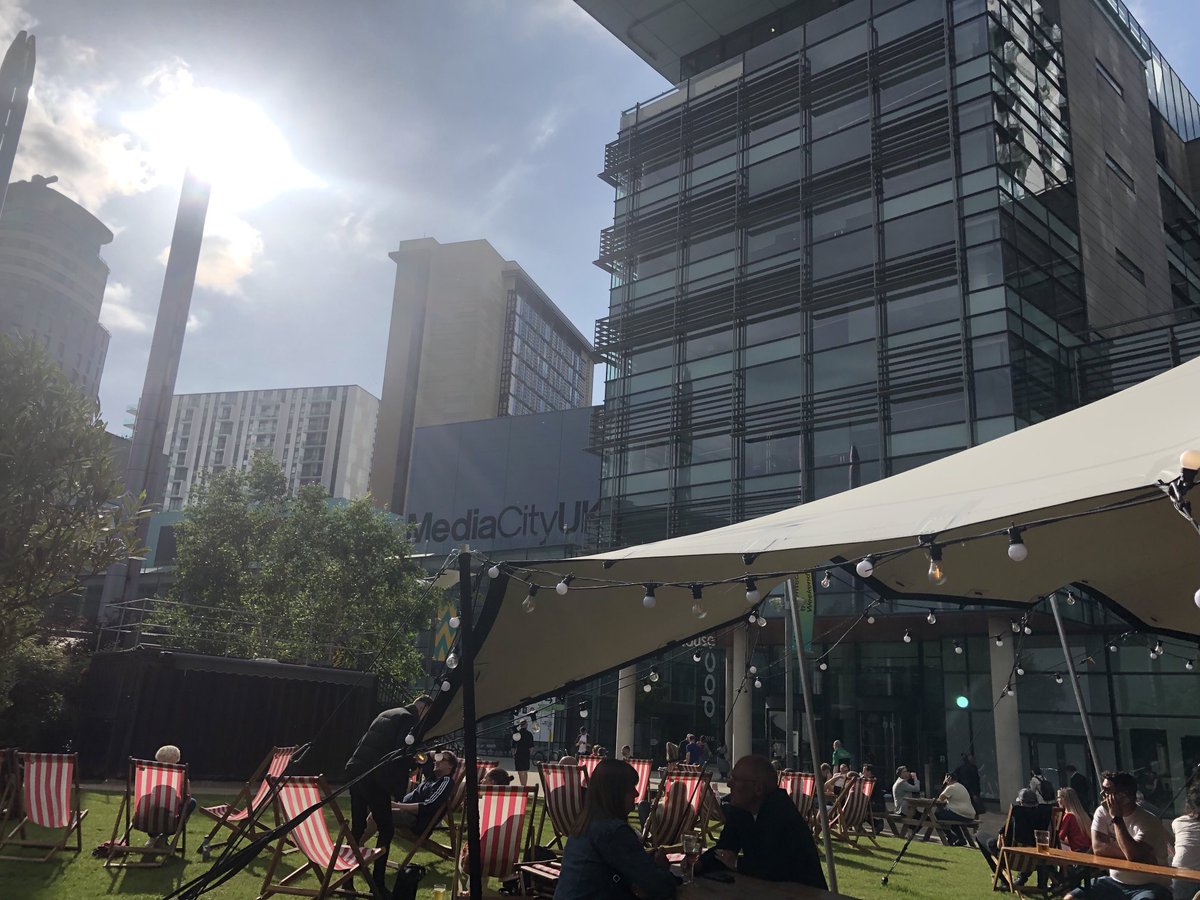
[576,0,1200,804]
[162,385,379,509]
[370,237,595,513]
[0,175,113,399]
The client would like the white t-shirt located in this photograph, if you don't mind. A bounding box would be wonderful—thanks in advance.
[938,781,975,819]
[1173,814,1200,897]
[1091,804,1172,885]
[576,733,589,754]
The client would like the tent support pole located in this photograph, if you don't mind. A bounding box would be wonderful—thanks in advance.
[459,550,482,900]
[786,579,838,893]
[1049,591,1105,781]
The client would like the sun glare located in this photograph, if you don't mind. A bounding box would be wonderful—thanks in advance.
[124,85,321,211]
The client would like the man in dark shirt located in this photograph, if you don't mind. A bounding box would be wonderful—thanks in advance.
[698,754,827,888]
[1065,764,1093,811]
[954,752,983,812]
[392,751,456,834]
[344,695,432,887]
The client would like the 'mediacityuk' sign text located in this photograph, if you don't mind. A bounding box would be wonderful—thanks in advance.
[407,500,599,545]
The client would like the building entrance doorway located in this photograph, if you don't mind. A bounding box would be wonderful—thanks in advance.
[859,710,917,784]
[1028,735,1093,801]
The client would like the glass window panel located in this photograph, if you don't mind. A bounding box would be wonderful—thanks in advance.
[747,148,801,197]
[747,130,801,164]
[812,228,874,280]
[812,304,876,350]
[689,155,737,187]
[626,442,671,473]
[624,469,669,493]
[958,126,996,173]
[746,217,804,263]
[813,420,881,464]
[884,203,956,259]
[813,192,873,241]
[747,310,802,344]
[812,340,877,391]
[812,92,870,140]
[889,423,968,455]
[953,16,988,59]
[685,251,734,283]
[683,434,730,463]
[973,367,1013,417]
[890,392,966,431]
[685,328,733,359]
[875,0,944,45]
[883,152,953,197]
[745,357,804,405]
[811,122,870,174]
[629,343,673,373]
[627,367,672,393]
[636,247,676,279]
[966,243,1004,292]
[881,181,953,220]
[808,23,868,74]
[689,230,735,261]
[679,352,730,380]
[745,434,802,477]
[886,283,960,333]
[678,461,730,485]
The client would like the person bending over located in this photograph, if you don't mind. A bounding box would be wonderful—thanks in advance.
[697,754,827,888]
[554,759,676,900]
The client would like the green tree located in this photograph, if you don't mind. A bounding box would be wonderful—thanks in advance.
[152,453,434,682]
[0,335,146,713]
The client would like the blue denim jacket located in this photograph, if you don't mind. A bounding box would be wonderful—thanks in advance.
[554,818,677,900]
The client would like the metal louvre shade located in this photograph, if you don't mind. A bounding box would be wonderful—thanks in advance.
[424,356,1200,737]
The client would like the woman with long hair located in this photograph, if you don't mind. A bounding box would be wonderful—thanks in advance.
[554,759,677,899]
[1056,786,1092,852]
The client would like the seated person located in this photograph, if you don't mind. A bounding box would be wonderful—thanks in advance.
[558,755,578,766]
[1067,771,1172,900]
[1058,786,1093,852]
[819,763,834,800]
[135,745,196,847]
[483,767,513,786]
[934,772,976,846]
[1172,778,1200,900]
[554,759,676,900]
[387,750,457,836]
[977,788,1047,872]
[892,765,922,818]
[697,754,827,888]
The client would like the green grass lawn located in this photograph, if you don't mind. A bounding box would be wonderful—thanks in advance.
[0,790,1001,899]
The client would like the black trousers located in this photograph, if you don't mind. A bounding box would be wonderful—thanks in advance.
[349,769,394,886]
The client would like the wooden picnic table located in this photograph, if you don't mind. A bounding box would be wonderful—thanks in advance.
[999,844,1200,892]
[677,871,852,898]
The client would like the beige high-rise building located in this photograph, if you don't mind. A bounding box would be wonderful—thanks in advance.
[370,238,594,513]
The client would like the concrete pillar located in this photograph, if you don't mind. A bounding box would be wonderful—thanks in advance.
[989,614,1024,806]
[731,626,752,762]
[615,664,637,755]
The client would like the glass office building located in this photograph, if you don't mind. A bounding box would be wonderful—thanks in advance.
[577,0,1200,802]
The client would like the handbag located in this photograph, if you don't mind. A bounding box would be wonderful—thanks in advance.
[391,863,426,900]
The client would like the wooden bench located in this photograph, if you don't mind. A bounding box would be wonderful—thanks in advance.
[883,810,978,844]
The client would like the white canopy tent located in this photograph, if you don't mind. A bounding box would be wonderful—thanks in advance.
[426,355,1200,739]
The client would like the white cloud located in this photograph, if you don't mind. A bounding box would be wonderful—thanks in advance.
[156,210,264,297]
[98,281,149,333]
[186,313,203,332]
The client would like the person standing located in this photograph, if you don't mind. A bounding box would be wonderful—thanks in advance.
[831,739,852,769]
[1066,764,1094,811]
[954,752,984,813]
[344,695,432,890]
[510,719,532,788]
[576,726,590,757]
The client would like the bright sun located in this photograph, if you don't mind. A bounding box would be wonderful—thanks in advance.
[124,85,321,211]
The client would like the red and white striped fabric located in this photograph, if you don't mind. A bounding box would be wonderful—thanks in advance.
[649,772,704,846]
[778,771,818,818]
[536,763,584,839]
[21,753,77,830]
[203,745,296,824]
[130,760,187,836]
[833,776,874,830]
[473,785,531,878]
[577,755,602,784]
[276,777,358,872]
[629,759,652,805]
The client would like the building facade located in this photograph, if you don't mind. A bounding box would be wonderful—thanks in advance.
[0,175,114,399]
[369,237,595,514]
[577,0,1200,804]
[162,384,379,508]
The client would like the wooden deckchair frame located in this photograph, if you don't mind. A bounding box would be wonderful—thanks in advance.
[641,770,709,849]
[104,758,191,868]
[990,803,1062,896]
[0,752,88,862]
[199,744,297,857]
[828,775,880,847]
[259,775,382,900]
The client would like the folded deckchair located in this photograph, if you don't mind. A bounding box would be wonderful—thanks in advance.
[535,762,585,850]
[259,775,382,899]
[199,744,297,858]
[454,784,538,899]
[105,758,191,867]
[0,752,88,861]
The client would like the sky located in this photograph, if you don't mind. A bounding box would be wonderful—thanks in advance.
[3,0,1198,432]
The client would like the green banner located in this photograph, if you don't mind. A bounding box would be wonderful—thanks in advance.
[794,573,815,652]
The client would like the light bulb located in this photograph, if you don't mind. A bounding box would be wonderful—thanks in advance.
[1001,685,1012,697]
[532,721,540,733]
[867,614,876,624]
[488,564,500,579]
[927,610,937,625]
[692,602,707,619]
[749,665,758,675]
[927,546,946,585]
[1011,620,1021,634]
[1187,659,1195,671]
[748,613,758,624]
[522,595,536,613]
[1194,587,1200,610]
[643,683,651,693]
[745,578,759,603]
[1016,664,1025,676]
[513,731,522,741]
[1007,527,1028,562]
[903,630,912,644]
[692,653,701,663]
[758,615,767,627]
[556,575,574,595]
[404,732,415,746]
[856,557,875,578]
[441,679,451,692]
[1055,673,1064,684]
[1180,448,1200,471]
[449,615,461,629]
[579,708,588,718]
[821,570,832,589]
[446,652,459,669]
[954,641,963,655]
[1065,592,1076,606]
[1023,624,1032,636]
[1108,642,1118,653]
[995,635,1004,647]
[642,584,657,609]
[819,661,828,671]
[1151,641,1163,659]
[754,678,763,689]
[649,669,659,683]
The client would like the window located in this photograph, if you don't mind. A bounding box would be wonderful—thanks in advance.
[1115,249,1145,284]
[1095,59,1123,98]
[1105,154,1135,192]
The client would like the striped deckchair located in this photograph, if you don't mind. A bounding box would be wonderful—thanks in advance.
[0,752,88,861]
[779,771,819,822]
[830,775,879,846]
[454,784,538,898]
[666,762,703,775]
[629,758,653,806]
[444,760,497,857]
[699,782,726,842]
[642,770,708,848]
[199,744,297,858]
[105,758,191,867]
[259,775,382,899]
[535,762,585,850]
[578,755,602,783]
[391,761,467,866]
